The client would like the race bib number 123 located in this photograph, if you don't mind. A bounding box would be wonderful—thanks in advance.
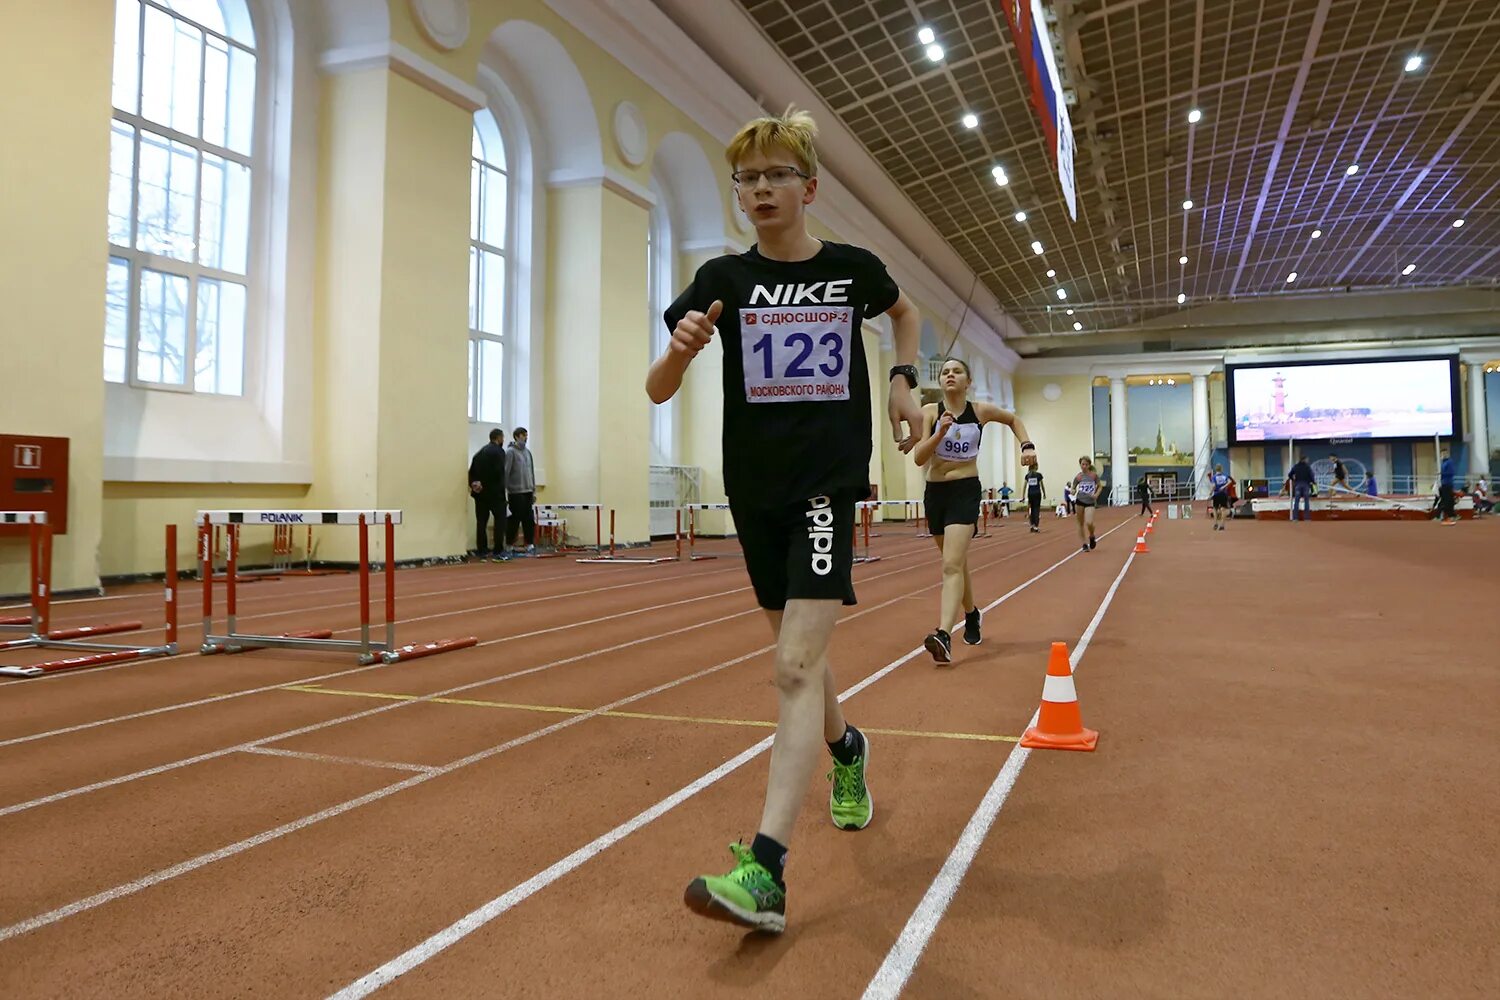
[740,308,853,403]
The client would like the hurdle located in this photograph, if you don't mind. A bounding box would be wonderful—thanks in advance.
[676,503,742,562]
[271,523,347,576]
[0,514,179,678]
[527,503,608,559]
[853,502,882,564]
[575,508,676,564]
[197,510,477,665]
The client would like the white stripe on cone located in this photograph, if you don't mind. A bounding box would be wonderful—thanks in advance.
[1041,674,1077,703]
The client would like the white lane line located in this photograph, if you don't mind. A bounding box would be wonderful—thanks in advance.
[0,575,752,749]
[324,523,1131,998]
[0,530,1076,946]
[238,746,438,775]
[860,548,1138,1000]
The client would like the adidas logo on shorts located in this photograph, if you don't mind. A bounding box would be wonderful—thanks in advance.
[806,496,834,576]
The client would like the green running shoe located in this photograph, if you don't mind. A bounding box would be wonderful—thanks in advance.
[684,843,786,933]
[828,731,873,830]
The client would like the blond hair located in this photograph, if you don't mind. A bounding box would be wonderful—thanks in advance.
[725,107,819,176]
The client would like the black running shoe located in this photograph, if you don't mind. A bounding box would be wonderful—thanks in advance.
[962,609,982,646]
[1089,536,1097,550]
[1029,526,1039,533]
[924,628,953,664]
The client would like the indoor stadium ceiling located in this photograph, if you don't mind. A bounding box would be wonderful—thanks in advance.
[730,0,1500,338]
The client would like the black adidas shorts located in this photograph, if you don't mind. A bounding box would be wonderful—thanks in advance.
[730,492,858,610]
[1212,493,1231,510]
[923,477,983,533]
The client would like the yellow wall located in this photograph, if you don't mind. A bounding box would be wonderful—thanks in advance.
[101,483,310,577]
[1012,375,1095,492]
[0,0,112,594]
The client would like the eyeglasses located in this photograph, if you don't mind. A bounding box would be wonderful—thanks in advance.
[731,166,810,188]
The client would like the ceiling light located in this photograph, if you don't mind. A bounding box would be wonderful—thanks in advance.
[1066,308,1075,315]
[1149,379,1156,385]
[1046,268,1056,277]
[1345,164,1359,176]
[918,26,935,46]
[992,165,1009,185]
[1014,210,1028,222]
[1056,288,1068,300]
[1402,263,1416,275]
[1182,199,1195,210]
[1311,229,1323,239]
[1073,321,1083,331]
[961,112,979,129]
[1167,378,1176,385]
[1404,54,1422,72]
[1453,218,1465,228]
[1031,240,1044,255]
[1187,108,1203,124]
[1177,292,1186,304]
[1179,255,1188,264]
[1286,271,1298,283]
[926,43,945,63]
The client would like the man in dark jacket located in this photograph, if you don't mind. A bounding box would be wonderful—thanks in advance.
[1287,454,1315,522]
[468,429,508,560]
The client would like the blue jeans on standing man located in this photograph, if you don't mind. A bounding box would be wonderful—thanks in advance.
[1292,482,1312,521]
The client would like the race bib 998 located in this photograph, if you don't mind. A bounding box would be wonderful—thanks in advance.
[740,307,853,403]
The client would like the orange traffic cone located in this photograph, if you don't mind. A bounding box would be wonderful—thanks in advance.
[1144,519,1155,534]
[1020,642,1098,751]
[1133,531,1150,553]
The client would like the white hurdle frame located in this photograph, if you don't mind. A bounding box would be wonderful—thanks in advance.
[197,510,477,664]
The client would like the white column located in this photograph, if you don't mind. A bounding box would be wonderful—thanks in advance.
[1470,362,1490,477]
[1373,443,1392,495]
[1191,374,1211,500]
[1110,377,1128,505]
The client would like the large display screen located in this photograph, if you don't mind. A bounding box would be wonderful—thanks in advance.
[1227,357,1457,443]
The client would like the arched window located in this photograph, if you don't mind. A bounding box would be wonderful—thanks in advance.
[469,112,509,425]
[106,0,258,394]
[647,179,676,464]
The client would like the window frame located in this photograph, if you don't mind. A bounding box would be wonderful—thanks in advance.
[106,0,260,397]
[468,112,513,427]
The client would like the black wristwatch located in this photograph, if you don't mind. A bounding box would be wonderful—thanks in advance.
[888,364,919,389]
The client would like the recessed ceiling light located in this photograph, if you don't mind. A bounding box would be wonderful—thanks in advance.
[1452,218,1465,228]
[1402,263,1416,275]
[1167,378,1176,385]
[1073,321,1083,331]
[1187,108,1203,124]
[1066,308,1075,315]
[918,26,936,46]
[1345,164,1359,176]
[1046,268,1056,277]
[1311,229,1323,239]
[1179,255,1188,264]
[1056,288,1068,300]
[992,165,1008,185]
[926,43,945,63]
[1182,199,1195,210]
[961,112,979,129]
[1286,271,1298,283]
[1014,210,1028,222]
[1177,292,1186,304]
[1404,54,1422,72]
[1031,241,1044,255]
[1149,379,1156,386]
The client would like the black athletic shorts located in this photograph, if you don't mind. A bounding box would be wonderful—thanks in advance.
[730,491,857,610]
[924,477,983,534]
[1212,493,1231,509]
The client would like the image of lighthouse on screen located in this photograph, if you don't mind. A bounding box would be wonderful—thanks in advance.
[1228,358,1456,442]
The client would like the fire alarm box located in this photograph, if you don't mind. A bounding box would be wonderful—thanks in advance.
[0,435,69,536]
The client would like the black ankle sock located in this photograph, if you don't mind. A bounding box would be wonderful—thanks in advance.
[750,832,788,884]
[828,723,863,766]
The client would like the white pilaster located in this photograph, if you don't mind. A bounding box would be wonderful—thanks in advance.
[1470,362,1490,477]
[1110,377,1128,505]
[1192,374,1211,500]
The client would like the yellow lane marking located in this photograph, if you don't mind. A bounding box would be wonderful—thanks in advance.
[279,685,1020,744]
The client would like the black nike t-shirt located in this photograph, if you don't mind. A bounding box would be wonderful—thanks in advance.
[664,241,900,509]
